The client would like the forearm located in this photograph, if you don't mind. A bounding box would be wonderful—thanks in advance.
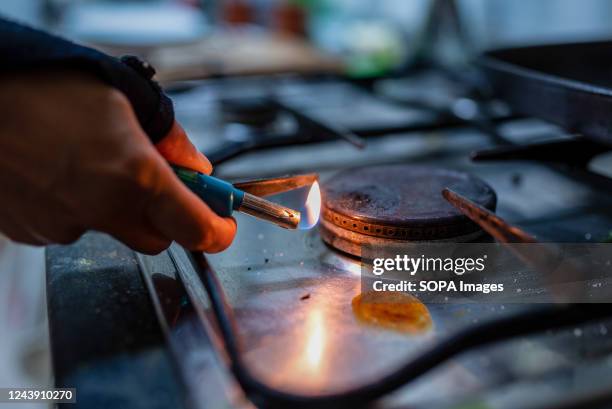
[0,17,173,143]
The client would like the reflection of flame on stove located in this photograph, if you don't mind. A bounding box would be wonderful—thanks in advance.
[304,309,325,370]
[299,181,321,230]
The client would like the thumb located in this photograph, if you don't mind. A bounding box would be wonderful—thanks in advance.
[155,121,213,175]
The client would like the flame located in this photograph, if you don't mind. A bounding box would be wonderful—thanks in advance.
[299,181,321,230]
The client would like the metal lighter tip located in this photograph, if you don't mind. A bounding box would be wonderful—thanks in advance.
[238,192,301,229]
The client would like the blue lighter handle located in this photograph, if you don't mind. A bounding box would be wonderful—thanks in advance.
[173,167,244,217]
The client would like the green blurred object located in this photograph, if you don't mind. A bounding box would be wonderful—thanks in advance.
[307,0,417,78]
[343,21,407,78]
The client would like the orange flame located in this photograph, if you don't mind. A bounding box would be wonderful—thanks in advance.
[299,181,321,230]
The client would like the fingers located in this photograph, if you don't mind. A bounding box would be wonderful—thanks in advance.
[2,217,84,246]
[36,225,86,245]
[145,160,237,253]
[22,206,86,245]
[155,121,213,175]
[0,224,44,246]
[0,189,83,245]
[0,210,46,246]
[153,122,236,252]
[107,224,171,255]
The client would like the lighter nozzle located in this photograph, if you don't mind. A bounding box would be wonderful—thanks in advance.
[238,192,301,229]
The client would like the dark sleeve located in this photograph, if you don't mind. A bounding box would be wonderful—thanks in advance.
[0,17,174,144]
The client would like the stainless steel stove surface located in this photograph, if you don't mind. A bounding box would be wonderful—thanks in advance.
[142,76,612,409]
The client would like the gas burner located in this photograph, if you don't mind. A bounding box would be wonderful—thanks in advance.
[320,165,497,256]
[219,97,279,128]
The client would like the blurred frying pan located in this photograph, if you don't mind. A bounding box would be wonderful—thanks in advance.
[480,41,612,146]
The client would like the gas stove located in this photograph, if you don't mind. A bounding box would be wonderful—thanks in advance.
[171,74,612,242]
[47,73,612,409]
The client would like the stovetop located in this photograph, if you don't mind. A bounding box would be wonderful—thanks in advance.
[46,73,612,409]
[175,75,612,241]
[156,75,612,408]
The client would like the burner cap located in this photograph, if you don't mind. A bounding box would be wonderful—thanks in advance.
[320,165,496,256]
[220,97,278,128]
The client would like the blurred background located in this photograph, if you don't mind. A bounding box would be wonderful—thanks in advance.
[4,0,612,80]
[5,0,612,80]
[3,0,612,406]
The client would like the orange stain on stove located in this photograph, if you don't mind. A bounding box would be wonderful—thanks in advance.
[352,291,433,334]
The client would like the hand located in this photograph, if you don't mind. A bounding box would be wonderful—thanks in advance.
[0,69,236,254]
[155,121,212,175]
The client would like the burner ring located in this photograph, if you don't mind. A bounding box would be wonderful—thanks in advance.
[320,165,496,256]
[320,218,487,257]
[322,207,483,240]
